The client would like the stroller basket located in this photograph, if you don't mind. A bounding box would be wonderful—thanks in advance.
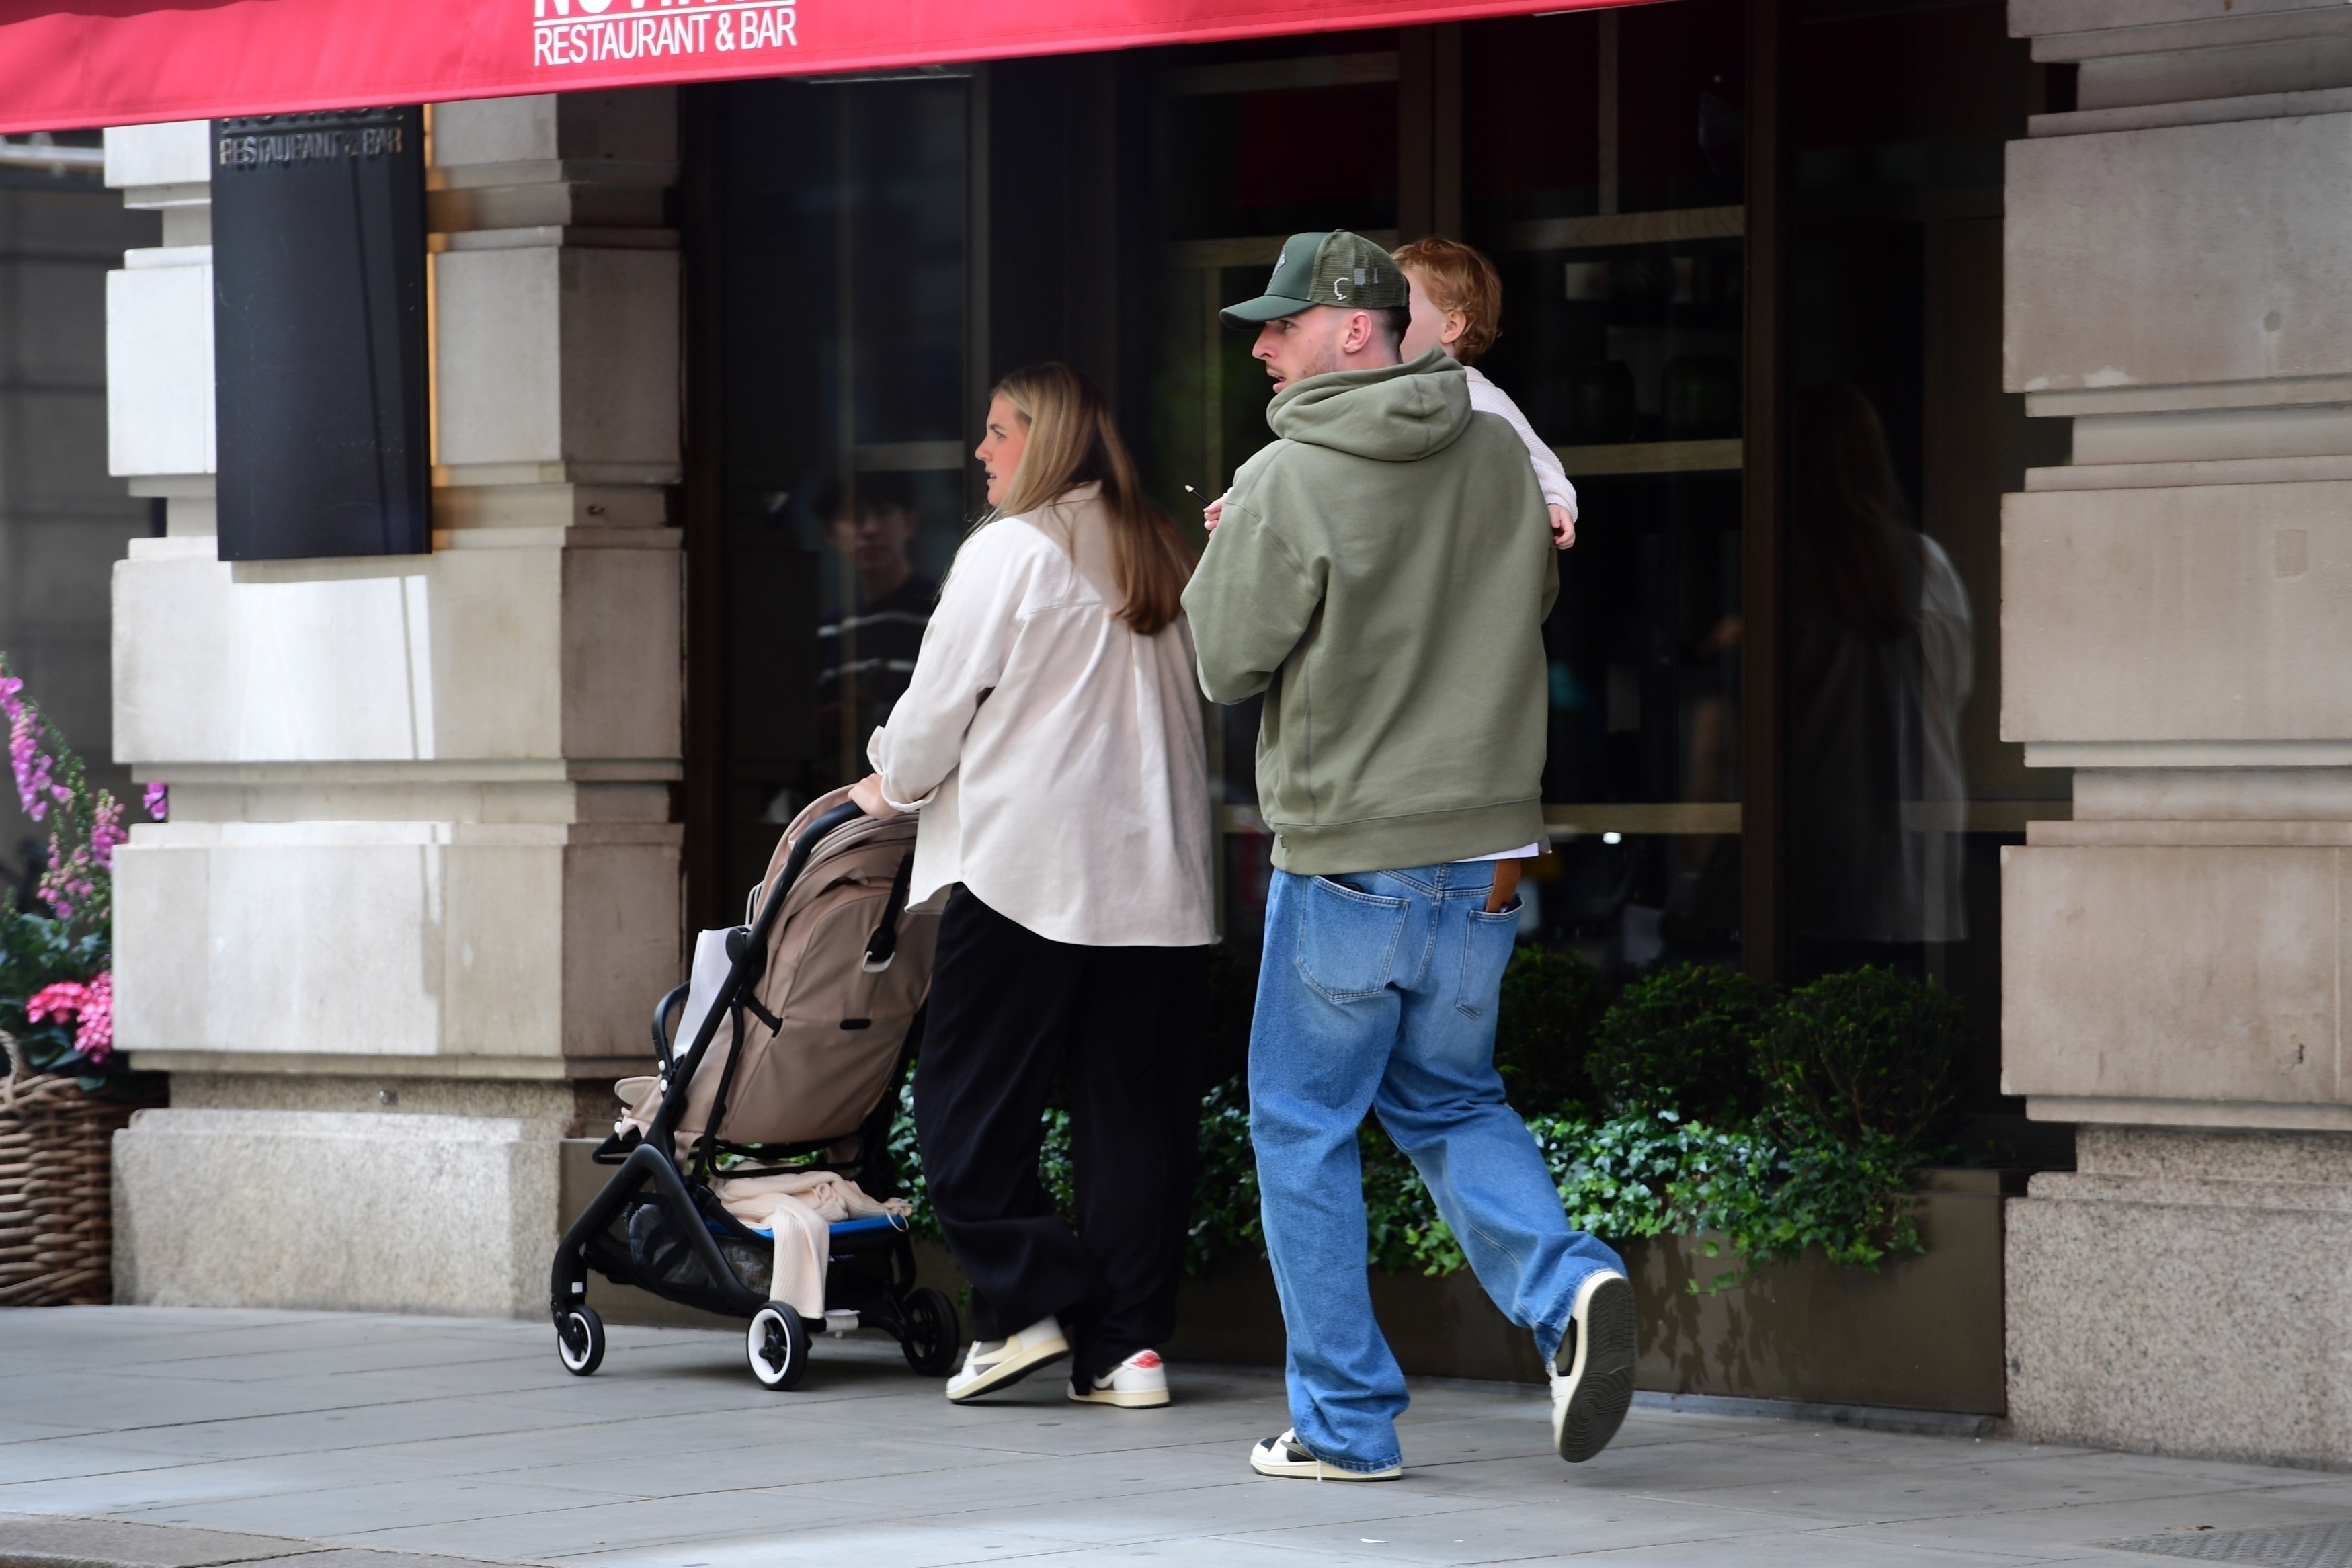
[549,792,955,1390]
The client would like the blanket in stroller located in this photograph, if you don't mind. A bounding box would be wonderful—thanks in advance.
[709,1171,911,1317]
[613,1069,911,1314]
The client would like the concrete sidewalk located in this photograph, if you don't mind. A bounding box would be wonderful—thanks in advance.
[1,1309,2348,1567]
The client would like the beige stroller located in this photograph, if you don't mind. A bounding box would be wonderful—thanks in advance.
[550,788,950,1389]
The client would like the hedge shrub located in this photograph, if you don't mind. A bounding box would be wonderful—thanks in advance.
[1762,965,1966,1147]
[1585,961,1774,1124]
[886,952,1975,1292]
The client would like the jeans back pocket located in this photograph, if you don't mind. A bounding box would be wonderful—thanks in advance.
[1296,874,1409,1002]
[1456,905,1520,1018]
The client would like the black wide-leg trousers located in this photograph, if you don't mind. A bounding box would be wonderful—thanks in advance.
[912,886,1208,1385]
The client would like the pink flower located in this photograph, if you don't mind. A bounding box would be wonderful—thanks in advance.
[34,839,91,919]
[89,796,124,871]
[24,975,113,1064]
[9,708,50,821]
[143,782,168,821]
[26,980,89,1026]
[75,973,112,1063]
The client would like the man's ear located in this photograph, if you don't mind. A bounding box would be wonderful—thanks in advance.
[1342,310,1375,354]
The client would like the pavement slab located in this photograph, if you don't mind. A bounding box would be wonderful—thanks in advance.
[0,1307,2346,1567]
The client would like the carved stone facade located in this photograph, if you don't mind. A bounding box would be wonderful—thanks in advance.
[104,97,684,1316]
[2000,0,2352,1464]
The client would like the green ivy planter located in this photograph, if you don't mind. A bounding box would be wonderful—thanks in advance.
[1158,1167,2017,1415]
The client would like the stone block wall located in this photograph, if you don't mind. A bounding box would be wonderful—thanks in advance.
[104,95,684,1318]
[2002,0,2352,1459]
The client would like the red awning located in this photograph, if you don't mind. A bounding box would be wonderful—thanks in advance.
[0,0,1629,137]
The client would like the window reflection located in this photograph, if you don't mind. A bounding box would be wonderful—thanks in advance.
[715,77,969,900]
[1463,2,1748,971]
[1151,11,1754,971]
[813,470,948,794]
[1785,385,1972,963]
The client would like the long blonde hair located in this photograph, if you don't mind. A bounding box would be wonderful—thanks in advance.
[987,362,1196,636]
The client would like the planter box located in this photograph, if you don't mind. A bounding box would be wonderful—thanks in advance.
[1163,1168,2017,1415]
[557,1143,2013,1415]
[1625,1168,2016,1414]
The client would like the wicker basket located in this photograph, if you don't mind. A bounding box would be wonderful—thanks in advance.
[0,1031,153,1306]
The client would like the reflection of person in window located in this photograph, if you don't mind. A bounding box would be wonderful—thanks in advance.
[1786,383,1972,954]
[816,470,938,778]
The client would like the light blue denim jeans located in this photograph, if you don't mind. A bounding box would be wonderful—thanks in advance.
[1249,861,1624,1473]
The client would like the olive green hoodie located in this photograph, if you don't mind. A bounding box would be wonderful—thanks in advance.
[1184,349,1557,875]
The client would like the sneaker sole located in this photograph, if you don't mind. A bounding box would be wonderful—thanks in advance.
[945,1338,1070,1403]
[1067,1385,1170,1408]
[1248,1448,1400,1481]
[1555,1274,1635,1464]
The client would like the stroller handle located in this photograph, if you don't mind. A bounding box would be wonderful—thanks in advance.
[645,800,870,1157]
[650,982,691,1072]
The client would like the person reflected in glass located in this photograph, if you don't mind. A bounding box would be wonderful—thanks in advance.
[815,470,938,788]
[1785,383,1973,970]
[847,364,1213,1413]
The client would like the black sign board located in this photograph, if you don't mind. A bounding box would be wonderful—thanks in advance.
[211,109,429,560]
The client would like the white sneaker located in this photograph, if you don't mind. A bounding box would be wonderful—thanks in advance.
[1248,1428,1401,1481]
[1068,1348,1170,1408]
[944,1315,1069,1403]
[1550,1270,1635,1463]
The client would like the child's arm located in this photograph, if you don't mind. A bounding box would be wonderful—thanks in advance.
[1466,374,1579,548]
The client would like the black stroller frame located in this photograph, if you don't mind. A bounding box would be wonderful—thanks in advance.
[549,802,959,1389]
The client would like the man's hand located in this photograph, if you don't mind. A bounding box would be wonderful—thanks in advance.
[848,773,901,819]
[1548,503,1576,550]
[1203,493,1227,534]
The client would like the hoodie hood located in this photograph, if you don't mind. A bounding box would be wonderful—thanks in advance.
[1266,348,1472,462]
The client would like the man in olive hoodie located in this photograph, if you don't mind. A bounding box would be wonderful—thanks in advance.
[1184,231,1633,1482]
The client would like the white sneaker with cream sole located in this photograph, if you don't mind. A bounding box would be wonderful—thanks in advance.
[944,1315,1069,1403]
[1068,1348,1170,1408]
[1248,1428,1401,1481]
[1551,1270,1635,1463]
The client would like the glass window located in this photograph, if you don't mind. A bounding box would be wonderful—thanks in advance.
[1144,34,1404,942]
[1148,12,1751,972]
[710,77,971,904]
[1787,0,2069,1158]
[1462,4,1747,971]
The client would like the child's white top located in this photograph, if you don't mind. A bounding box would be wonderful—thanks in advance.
[1465,364,1578,522]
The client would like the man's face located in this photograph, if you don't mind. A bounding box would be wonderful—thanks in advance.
[827,505,916,575]
[1252,306,1358,393]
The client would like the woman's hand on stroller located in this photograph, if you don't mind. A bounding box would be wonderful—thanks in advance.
[848,773,905,820]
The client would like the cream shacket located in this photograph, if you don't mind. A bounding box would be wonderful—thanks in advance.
[866,483,1215,948]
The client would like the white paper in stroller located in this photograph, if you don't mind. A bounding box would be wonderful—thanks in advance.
[675,926,741,1065]
[614,927,738,1141]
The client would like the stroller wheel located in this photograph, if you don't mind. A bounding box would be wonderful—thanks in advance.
[556,1305,605,1376]
[899,1286,961,1377]
[747,1301,810,1391]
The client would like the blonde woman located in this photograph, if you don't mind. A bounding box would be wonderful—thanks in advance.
[849,362,1213,1411]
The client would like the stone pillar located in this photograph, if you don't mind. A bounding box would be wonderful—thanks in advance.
[105,95,682,1317]
[2000,0,2352,1463]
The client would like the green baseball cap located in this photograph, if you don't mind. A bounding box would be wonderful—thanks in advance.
[1221,230,1410,329]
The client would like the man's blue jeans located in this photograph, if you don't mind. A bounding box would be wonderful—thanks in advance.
[1249,861,1624,1473]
